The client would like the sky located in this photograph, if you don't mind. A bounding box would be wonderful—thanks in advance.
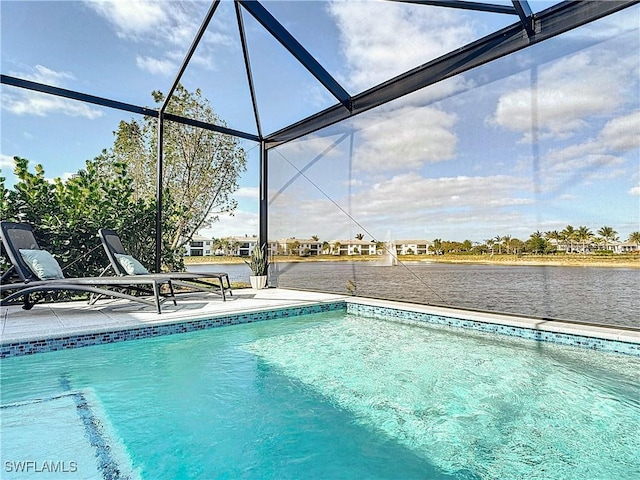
[1,0,639,244]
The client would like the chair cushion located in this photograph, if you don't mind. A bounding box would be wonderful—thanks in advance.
[115,254,149,275]
[19,249,65,280]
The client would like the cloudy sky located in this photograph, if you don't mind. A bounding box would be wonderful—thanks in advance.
[1,1,638,243]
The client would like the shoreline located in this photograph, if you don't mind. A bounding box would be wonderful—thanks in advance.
[185,254,640,269]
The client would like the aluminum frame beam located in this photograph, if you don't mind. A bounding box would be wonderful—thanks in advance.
[236,1,263,139]
[0,75,260,143]
[512,0,535,36]
[264,0,637,149]
[389,0,517,15]
[238,0,352,111]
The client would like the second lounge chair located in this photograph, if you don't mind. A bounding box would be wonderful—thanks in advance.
[98,229,233,301]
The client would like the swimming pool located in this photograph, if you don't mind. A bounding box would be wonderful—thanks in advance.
[2,309,639,479]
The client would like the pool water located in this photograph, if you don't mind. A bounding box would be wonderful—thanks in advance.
[1,312,639,479]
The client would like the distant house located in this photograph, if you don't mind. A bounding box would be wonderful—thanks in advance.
[184,235,213,256]
[394,240,433,255]
[330,239,377,256]
[614,241,640,253]
[276,238,322,256]
[223,237,279,257]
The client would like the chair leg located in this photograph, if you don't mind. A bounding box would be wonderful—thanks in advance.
[168,281,177,306]
[22,293,34,310]
[152,282,161,314]
[224,274,232,297]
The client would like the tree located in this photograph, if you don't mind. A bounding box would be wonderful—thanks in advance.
[432,238,443,255]
[561,225,576,253]
[1,156,170,277]
[527,230,547,254]
[311,235,319,242]
[355,233,365,240]
[544,230,561,251]
[110,84,247,252]
[485,238,495,255]
[511,238,525,254]
[494,235,503,254]
[628,231,640,246]
[597,226,618,251]
[576,226,593,253]
[502,235,512,254]
[291,240,301,256]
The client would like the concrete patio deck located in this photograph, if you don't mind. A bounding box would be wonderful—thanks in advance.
[0,288,347,345]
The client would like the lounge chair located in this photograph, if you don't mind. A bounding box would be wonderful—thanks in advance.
[0,221,176,313]
[98,229,232,301]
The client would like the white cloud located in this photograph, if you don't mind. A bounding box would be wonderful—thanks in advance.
[136,56,177,76]
[327,0,476,93]
[352,106,457,172]
[351,173,531,216]
[22,64,75,86]
[536,109,639,193]
[490,51,635,142]
[599,111,640,152]
[2,65,103,119]
[268,172,533,240]
[86,0,169,39]
[630,184,640,196]
[2,90,103,119]
[85,0,234,75]
[235,186,259,199]
[0,154,15,169]
[200,209,259,238]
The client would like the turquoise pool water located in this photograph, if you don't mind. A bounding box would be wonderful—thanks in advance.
[1,311,639,479]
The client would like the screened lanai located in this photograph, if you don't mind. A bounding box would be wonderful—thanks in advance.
[1,1,639,325]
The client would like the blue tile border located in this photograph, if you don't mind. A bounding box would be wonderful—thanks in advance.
[0,301,344,359]
[2,300,638,358]
[346,302,640,357]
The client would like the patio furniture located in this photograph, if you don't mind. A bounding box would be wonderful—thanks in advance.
[0,221,176,313]
[98,229,232,301]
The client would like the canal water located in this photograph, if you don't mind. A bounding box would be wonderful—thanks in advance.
[188,261,639,328]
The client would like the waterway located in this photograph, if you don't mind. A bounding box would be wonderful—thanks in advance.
[188,261,639,328]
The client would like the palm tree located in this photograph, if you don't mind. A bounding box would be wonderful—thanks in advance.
[544,230,561,250]
[561,225,576,253]
[311,235,319,242]
[494,235,503,254]
[502,235,512,254]
[576,226,593,254]
[355,233,365,240]
[485,238,495,255]
[322,241,330,254]
[628,231,640,247]
[528,230,546,254]
[597,226,618,251]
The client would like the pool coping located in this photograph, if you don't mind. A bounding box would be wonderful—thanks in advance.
[1,290,639,358]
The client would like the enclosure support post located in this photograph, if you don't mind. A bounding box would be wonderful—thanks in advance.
[155,114,164,273]
[259,140,268,262]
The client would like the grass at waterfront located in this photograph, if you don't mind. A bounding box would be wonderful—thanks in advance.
[185,253,640,268]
